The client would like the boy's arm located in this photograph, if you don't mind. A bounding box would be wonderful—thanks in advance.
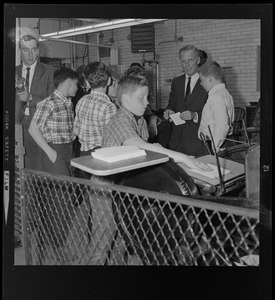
[123,137,211,171]
[212,99,231,150]
[28,123,57,163]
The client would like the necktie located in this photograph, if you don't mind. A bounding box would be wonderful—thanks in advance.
[25,67,30,92]
[24,67,31,116]
[185,76,191,100]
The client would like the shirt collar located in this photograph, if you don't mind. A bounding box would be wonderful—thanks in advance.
[54,90,70,103]
[89,89,108,98]
[209,83,226,95]
[121,107,144,122]
[186,73,199,81]
[23,60,37,72]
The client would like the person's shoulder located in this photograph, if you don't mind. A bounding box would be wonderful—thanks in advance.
[37,94,53,107]
[37,61,56,72]
[172,74,185,83]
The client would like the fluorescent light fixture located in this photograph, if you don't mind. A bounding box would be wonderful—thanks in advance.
[39,18,167,41]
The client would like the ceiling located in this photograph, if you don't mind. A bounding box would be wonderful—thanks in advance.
[39,18,115,26]
[38,18,167,40]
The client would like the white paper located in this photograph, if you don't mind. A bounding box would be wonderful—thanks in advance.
[91,145,146,163]
[169,112,186,125]
[190,163,230,179]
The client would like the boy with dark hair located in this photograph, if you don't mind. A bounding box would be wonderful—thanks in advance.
[28,67,79,263]
[198,60,235,152]
[73,61,117,179]
[29,66,78,175]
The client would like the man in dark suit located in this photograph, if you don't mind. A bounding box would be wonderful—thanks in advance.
[16,34,56,169]
[164,45,209,157]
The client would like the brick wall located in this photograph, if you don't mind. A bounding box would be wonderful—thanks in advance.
[74,19,260,111]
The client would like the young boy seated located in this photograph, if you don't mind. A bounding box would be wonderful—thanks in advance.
[102,75,211,171]
[124,64,160,142]
[29,66,78,175]
[198,60,235,153]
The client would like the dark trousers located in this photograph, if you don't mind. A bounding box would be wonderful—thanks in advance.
[156,120,172,148]
[36,142,76,250]
[21,116,42,170]
[40,143,72,176]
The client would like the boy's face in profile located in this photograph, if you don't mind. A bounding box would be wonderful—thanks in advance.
[126,85,149,116]
[67,78,79,98]
[199,74,213,92]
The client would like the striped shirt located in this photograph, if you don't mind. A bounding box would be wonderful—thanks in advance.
[102,107,149,147]
[74,90,117,151]
[31,90,75,144]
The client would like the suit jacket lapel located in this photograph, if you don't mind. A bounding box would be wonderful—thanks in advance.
[180,75,187,111]
[185,78,201,107]
[30,62,42,94]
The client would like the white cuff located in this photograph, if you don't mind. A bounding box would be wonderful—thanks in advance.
[193,112,198,123]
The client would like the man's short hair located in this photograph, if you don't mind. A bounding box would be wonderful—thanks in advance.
[124,65,147,78]
[198,50,208,67]
[19,35,39,49]
[76,64,87,86]
[54,67,78,88]
[198,60,225,82]
[116,76,149,103]
[107,65,122,81]
[179,45,199,58]
[84,62,109,89]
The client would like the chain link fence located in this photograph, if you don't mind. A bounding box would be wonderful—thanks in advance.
[20,168,259,266]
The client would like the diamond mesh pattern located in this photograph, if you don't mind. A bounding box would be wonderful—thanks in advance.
[21,169,259,266]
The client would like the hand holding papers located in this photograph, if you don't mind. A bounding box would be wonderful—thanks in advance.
[169,112,186,125]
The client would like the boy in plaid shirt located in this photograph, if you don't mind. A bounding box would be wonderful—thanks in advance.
[29,66,78,176]
[73,61,117,179]
[28,67,78,262]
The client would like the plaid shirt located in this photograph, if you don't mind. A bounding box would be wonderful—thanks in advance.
[102,107,149,147]
[31,90,75,144]
[74,90,117,151]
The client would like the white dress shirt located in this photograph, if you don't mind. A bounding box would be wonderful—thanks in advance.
[185,73,199,94]
[198,83,235,151]
[22,61,37,92]
[185,73,200,123]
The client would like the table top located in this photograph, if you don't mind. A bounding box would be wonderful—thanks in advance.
[71,150,169,176]
[178,155,245,187]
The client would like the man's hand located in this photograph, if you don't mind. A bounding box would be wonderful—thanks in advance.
[163,109,175,121]
[16,90,31,102]
[180,110,195,121]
